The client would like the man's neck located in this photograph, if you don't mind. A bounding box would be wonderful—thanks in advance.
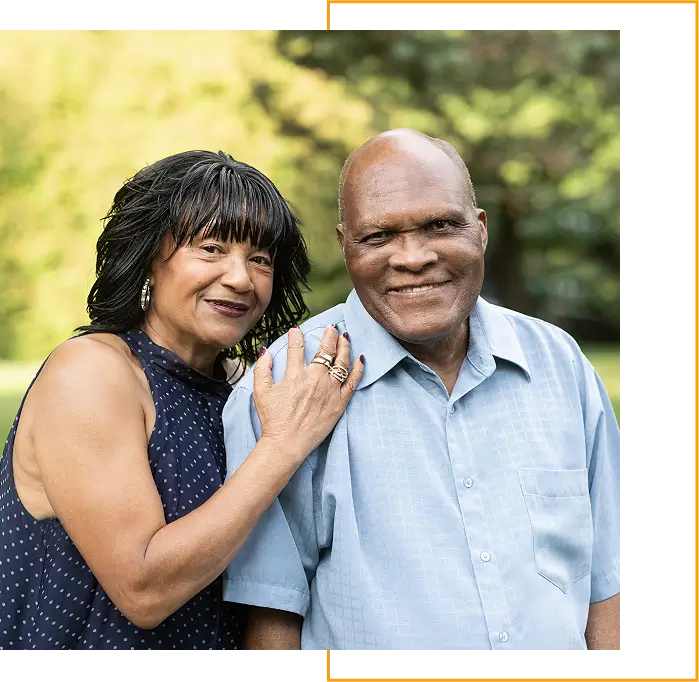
[399,321,469,395]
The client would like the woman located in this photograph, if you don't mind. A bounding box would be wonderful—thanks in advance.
[0,150,363,649]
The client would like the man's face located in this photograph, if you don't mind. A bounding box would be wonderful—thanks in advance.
[339,143,487,346]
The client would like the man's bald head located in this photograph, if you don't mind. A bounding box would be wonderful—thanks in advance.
[338,129,477,226]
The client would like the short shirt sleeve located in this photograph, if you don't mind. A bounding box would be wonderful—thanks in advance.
[221,370,320,618]
[582,360,620,603]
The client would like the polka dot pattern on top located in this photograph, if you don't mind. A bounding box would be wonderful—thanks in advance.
[0,329,244,649]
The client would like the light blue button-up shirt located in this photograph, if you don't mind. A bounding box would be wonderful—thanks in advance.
[222,290,620,649]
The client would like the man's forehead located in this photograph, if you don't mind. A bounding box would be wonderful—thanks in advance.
[344,145,466,223]
[347,131,456,179]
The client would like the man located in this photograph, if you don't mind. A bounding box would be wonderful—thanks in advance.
[222,129,620,649]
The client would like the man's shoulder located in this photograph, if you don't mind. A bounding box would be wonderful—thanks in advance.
[483,298,586,360]
[272,304,347,355]
[234,303,348,392]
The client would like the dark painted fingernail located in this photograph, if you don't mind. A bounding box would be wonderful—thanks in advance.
[342,332,350,341]
[360,354,365,364]
[291,323,299,329]
[331,323,338,329]
[258,347,266,358]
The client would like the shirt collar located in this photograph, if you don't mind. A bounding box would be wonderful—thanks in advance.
[343,289,411,390]
[343,290,531,391]
[472,297,532,380]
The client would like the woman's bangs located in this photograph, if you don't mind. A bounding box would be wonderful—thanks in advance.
[195,174,293,256]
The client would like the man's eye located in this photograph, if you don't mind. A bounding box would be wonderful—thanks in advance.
[428,220,455,231]
[364,231,393,242]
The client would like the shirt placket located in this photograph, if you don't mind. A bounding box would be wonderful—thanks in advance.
[447,398,514,649]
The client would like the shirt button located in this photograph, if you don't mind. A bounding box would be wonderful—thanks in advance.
[463,477,473,489]
[449,406,455,414]
[480,551,491,562]
[499,631,509,642]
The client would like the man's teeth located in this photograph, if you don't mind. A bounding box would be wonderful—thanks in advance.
[398,284,439,293]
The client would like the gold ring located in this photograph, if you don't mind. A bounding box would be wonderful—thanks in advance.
[311,356,332,369]
[328,365,349,383]
[315,351,335,364]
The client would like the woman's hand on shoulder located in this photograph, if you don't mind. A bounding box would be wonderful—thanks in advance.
[252,325,363,464]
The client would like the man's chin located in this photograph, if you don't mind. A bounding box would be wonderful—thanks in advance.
[363,300,468,346]
[385,322,460,346]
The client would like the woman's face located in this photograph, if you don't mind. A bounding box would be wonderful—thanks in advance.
[146,232,274,359]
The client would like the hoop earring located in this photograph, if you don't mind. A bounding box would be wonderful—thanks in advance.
[140,278,151,311]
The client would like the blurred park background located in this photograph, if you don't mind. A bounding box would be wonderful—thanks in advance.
[0,30,619,438]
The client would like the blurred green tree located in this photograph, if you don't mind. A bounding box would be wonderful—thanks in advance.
[0,89,41,358]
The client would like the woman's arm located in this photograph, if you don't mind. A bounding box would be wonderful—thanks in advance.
[29,326,361,629]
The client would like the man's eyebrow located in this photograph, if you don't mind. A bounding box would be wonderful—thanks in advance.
[355,218,395,233]
[356,208,468,233]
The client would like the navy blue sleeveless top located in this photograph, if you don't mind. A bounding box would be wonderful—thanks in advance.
[0,330,244,649]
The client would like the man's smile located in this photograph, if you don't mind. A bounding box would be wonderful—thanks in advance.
[388,280,450,295]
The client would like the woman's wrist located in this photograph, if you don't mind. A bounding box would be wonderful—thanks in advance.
[254,434,309,471]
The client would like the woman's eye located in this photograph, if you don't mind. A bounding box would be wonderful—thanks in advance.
[251,255,273,266]
[202,244,223,254]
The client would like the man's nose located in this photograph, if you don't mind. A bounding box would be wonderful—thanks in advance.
[388,234,438,271]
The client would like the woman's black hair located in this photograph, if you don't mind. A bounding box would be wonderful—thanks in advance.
[76,150,310,365]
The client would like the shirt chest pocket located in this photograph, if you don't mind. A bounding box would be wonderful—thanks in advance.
[518,468,593,594]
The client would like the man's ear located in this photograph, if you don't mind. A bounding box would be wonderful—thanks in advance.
[477,209,488,253]
[336,224,345,260]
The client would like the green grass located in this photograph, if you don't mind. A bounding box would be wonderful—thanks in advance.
[0,347,620,444]
[584,346,620,420]
[0,362,41,444]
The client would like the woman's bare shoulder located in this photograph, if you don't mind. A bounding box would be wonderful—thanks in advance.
[17,332,150,474]
[37,333,143,396]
